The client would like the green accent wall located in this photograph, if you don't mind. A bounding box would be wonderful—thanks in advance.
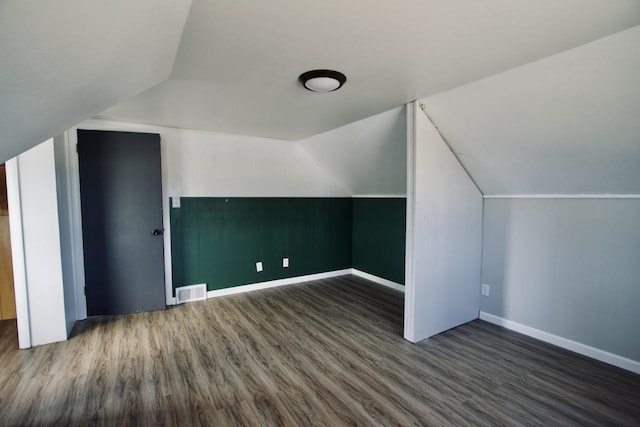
[171,198,352,291]
[352,198,406,284]
[171,197,406,292]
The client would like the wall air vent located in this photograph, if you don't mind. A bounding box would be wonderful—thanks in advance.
[176,284,207,304]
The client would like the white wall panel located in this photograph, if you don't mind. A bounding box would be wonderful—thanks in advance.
[164,128,349,197]
[481,198,640,364]
[404,103,483,342]
[8,140,68,346]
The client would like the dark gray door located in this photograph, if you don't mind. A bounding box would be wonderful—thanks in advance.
[78,130,165,316]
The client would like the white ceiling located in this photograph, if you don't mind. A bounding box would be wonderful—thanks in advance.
[0,0,191,162]
[98,0,640,140]
[422,25,640,195]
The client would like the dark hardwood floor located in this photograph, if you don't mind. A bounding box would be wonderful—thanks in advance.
[0,275,639,426]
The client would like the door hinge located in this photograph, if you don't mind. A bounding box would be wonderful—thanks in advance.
[76,143,79,153]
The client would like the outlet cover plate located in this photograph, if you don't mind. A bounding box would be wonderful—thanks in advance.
[283,258,289,268]
[481,283,490,296]
[256,261,263,272]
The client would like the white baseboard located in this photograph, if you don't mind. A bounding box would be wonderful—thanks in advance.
[351,194,407,198]
[169,268,404,303]
[484,194,640,199]
[350,269,405,292]
[479,312,640,375]
[206,269,352,299]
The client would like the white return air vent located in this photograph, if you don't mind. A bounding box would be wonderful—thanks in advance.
[176,284,207,304]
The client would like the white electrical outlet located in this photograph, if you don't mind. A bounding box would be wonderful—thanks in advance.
[256,261,263,272]
[283,258,289,268]
[172,197,181,208]
[481,283,490,296]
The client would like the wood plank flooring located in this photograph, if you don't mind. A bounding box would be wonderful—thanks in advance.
[1,275,639,426]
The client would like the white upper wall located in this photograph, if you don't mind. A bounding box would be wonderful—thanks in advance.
[0,0,192,163]
[163,129,349,198]
[422,25,640,195]
[78,120,350,198]
[297,107,406,196]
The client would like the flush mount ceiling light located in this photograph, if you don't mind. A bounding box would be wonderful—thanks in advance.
[298,69,347,93]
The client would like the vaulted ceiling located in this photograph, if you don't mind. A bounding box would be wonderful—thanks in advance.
[2,0,640,195]
[99,0,640,140]
[0,0,191,162]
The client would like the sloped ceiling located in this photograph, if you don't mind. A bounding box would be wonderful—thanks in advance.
[422,25,640,195]
[0,0,191,162]
[98,0,640,140]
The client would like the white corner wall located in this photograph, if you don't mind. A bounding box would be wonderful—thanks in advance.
[404,102,483,342]
[481,197,640,373]
[297,106,407,196]
[7,139,68,347]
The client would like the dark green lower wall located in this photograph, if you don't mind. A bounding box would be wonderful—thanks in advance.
[171,198,352,291]
[170,197,405,292]
[352,198,406,284]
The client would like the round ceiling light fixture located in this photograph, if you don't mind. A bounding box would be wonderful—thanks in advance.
[298,69,347,93]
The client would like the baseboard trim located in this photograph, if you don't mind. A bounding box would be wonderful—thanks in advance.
[176,268,404,302]
[350,269,405,292]
[479,312,640,375]
[351,194,407,198]
[484,194,640,199]
[206,269,352,299]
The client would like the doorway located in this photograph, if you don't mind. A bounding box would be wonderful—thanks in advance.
[77,130,165,316]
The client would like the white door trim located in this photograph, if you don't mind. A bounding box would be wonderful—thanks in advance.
[62,130,88,319]
[403,101,417,342]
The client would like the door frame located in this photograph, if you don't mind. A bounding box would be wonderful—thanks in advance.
[65,120,174,319]
[5,158,32,348]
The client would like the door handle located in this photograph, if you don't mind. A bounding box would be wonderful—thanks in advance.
[152,229,164,236]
